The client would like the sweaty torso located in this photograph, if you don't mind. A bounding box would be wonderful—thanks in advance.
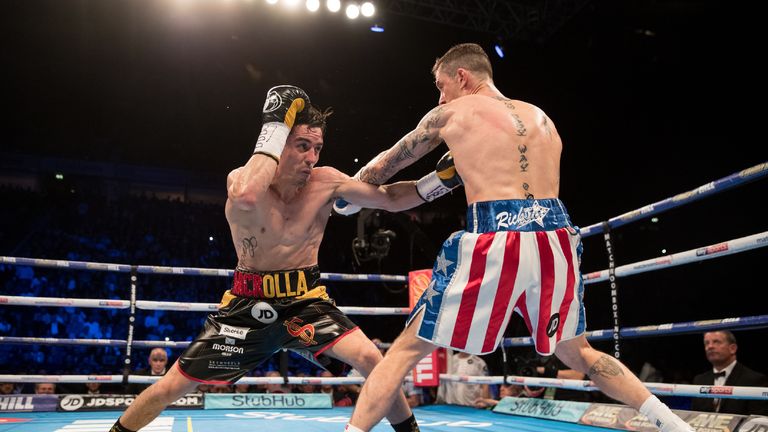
[439,95,562,203]
[225,168,338,271]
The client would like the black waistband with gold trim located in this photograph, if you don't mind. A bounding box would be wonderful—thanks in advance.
[231,265,321,299]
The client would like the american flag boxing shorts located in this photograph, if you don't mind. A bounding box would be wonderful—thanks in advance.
[406,198,586,355]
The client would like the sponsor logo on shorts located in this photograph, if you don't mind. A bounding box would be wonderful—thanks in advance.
[251,302,278,324]
[209,360,241,370]
[212,343,244,356]
[699,386,733,395]
[284,317,318,346]
[495,200,551,229]
[546,314,560,337]
[219,324,249,340]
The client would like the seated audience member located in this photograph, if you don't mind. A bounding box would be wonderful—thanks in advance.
[437,351,490,406]
[126,348,169,395]
[35,383,56,394]
[691,330,768,415]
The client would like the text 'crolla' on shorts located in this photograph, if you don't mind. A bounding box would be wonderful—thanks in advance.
[177,266,359,384]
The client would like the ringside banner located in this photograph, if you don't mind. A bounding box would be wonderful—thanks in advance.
[0,395,58,412]
[57,393,202,412]
[493,396,590,423]
[204,393,332,410]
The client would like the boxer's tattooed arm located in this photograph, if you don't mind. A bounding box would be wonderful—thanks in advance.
[241,236,258,258]
[588,355,625,379]
[358,107,447,184]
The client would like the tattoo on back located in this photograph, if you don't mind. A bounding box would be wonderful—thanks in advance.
[523,183,534,200]
[241,236,258,258]
[518,144,529,172]
[503,101,527,136]
[588,355,625,379]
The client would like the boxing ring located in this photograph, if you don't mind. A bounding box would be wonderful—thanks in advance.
[1,162,767,432]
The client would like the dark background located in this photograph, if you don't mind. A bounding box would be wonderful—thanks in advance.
[1,0,766,383]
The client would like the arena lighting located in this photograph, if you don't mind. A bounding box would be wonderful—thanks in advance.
[345,3,359,19]
[326,0,340,12]
[266,0,278,4]
[494,43,505,58]
[360,1,374,17]
[370,24,384,32]
[283,0,301,7]
[306,0,320,12]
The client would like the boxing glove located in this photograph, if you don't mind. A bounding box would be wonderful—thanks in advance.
[253,85,310,162]
[333,198,362,216]
[416,151,463,202]
[334,166,365,216]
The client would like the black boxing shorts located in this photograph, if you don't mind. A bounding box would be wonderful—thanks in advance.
[176,266,359,384]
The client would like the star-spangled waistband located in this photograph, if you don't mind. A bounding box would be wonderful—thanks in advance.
[467,198,575,233]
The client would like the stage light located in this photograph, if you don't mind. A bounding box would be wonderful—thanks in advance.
[494,44,505,58]
[327,0,340,12]
[370,24,384,32]
[306,0,320,12]
[283,0,301,7]
[361,1,375,17]
[345,3,359,19]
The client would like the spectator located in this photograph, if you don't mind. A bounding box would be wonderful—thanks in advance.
[474,383,524,408]
[437,351,490,407]
[691,330,768,415]
[85,382,102,395]
[264,370,289,394]
[209,384,232,393]
[0,382,17,395]
[126,348,169,395]
[234,382,251,393]
[35,383,56,394]
[319,370,353,407]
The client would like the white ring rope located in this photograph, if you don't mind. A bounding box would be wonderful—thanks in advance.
[583,231,768,283]
[3,230,765,313]
[0,373,765,401]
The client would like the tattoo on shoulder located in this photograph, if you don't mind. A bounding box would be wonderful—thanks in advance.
[588,355,625,379]
[241,236,258,258]
[503,101,527,136]
[543,114,553,138]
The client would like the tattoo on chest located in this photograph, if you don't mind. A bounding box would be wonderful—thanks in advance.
[241,236,258,258]
[588,355,625,379]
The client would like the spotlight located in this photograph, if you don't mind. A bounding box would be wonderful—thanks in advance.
[327,0,340,12]
[345,3,360,19]
[370,24,384,32]
[494,44,505,58]
[283,0,301,7]
[306,0,320,11]
[361,1,375,17]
